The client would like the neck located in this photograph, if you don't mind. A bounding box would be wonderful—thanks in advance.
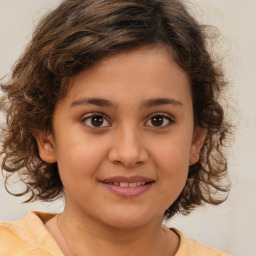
[55,207,178,256]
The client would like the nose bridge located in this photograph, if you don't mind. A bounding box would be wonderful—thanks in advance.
[108,123,148,167]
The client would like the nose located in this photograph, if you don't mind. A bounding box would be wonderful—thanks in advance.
[108,126,148,168]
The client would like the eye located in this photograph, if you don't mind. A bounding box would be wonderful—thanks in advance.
[145,113,173,128]
[81,113,111,128]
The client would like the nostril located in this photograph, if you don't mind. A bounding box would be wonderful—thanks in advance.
[108,146,148,167]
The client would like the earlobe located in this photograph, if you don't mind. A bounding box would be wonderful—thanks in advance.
[33,130,57,163]
[189,127,206,165]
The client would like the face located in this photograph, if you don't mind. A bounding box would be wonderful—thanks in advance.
[36,47,204,229]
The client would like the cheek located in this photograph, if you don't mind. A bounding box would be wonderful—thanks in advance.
[159,148,189,184]
[55,136,109,181]
[154,135,192,169]
[151,147,189,213]
[154,140,191,193]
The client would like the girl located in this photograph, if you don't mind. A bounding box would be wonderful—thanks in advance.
[0,0,232,255]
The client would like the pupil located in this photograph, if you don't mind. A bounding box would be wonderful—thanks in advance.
[152,116,163,126]
[92,116,103,127]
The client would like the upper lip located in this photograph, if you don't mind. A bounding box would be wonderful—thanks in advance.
[101,176,154,183]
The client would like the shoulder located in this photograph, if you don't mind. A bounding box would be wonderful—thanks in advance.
[0,211,63,256]
[172,228,231,256]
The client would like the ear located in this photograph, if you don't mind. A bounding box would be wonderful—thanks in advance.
[33,129,57,163]
[189,127,206,165]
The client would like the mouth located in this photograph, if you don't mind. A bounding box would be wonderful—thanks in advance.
[102,181,153,187]
[100,176,154,197]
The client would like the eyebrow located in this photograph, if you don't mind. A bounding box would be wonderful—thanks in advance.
[143,98,183,107]
[70,97,183,108]
[70,98,118,108]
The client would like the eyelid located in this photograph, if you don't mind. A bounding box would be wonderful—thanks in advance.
[144,112,174,128]
[80,112,174,129]
[81,112,112,128]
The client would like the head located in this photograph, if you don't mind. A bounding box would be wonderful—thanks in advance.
[1,0,231,219]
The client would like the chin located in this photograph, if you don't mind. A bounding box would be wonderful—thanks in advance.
[99,210,159,230]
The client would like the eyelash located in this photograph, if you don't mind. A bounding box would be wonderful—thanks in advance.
[145,113,174,128]
[81,112,174,129]
[81,112,111,129]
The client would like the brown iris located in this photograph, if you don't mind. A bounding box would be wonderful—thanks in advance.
[91,116,104,127]
[151,115,164,126]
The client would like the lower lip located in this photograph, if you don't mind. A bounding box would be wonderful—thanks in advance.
[101,182,153,197]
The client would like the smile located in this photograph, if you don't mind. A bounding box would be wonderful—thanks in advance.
[100,176,154,197]
[107,182,147,187]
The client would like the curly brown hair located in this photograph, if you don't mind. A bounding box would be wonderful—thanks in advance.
[0,0,233,218]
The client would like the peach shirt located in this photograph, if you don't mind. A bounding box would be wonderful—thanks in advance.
[0,212,230,256]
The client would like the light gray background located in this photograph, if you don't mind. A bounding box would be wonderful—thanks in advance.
[0,1,255,256]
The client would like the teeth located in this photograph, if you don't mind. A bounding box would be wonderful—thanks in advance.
[120,182,128,187]
[129,182,137,187]
[112,182,147,187]
[137,182,146,186]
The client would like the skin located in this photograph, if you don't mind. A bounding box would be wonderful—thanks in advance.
[36,46,205,256]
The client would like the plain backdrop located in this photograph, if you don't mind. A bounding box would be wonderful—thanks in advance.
[0,1,256,256]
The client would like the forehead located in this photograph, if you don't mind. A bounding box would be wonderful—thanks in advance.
[59,46,191,109]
